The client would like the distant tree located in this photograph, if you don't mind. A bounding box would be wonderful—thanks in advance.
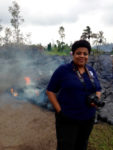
[93,31,106,46]
[47,42,52,51]
[58,26,65,43]
[56,40,62,51]
[91,33,98,39]
[58,26,65,51]
[80,32,87,40]
[53,44,57,51]
[9,1,24,44]
[37,43,45,51]
[25,33,31,45]
[97,31,106,45]
[3,27,12,45]
[81,26,92,42]
[93,31,106,54]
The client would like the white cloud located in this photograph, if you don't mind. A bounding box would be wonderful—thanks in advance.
[0,0,113,44]
[20,0,102,26]
[101,5,113,26]
[0,0,12,24]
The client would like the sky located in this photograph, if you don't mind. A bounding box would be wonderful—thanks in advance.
[0,0,113,46]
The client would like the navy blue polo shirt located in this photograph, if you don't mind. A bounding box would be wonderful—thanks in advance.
[47,61,102,120]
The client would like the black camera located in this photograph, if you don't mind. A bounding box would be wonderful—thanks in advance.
[87,93,105,107]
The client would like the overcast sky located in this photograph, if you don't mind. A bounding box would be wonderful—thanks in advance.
[0,0,113,45]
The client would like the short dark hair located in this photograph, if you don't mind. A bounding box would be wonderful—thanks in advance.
[71,40,91,55]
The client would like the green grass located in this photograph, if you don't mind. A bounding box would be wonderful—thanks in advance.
[45,50,68,56]
[88,123,113,150]
[45,49,71,56]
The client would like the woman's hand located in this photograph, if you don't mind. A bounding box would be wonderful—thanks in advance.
[46,90,61,113]
[90,91,101,108]
[96,91,101,99]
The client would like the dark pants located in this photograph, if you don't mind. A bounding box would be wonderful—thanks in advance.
[55,113,95,150]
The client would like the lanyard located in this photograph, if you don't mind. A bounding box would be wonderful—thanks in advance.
[72,62,96,91]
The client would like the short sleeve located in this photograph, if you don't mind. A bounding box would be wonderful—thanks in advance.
[47,66,62,93]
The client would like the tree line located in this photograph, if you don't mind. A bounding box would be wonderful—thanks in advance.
[80,26,106,46]
[47,25,106,54]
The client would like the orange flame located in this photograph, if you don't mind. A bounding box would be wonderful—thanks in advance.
[24,77,31,85]
[10,88,18,97]
[13,92,18,97]
[10,88,14,94]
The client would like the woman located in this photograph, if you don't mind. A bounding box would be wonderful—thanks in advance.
[46,40,101,150]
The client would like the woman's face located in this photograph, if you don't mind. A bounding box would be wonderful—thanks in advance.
[73,47,89,67]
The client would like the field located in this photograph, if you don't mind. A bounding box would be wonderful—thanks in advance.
[0,94,113,150]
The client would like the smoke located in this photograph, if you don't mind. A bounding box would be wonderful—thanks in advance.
[0,47,112,95]
[0,46,58,90]
[0,45,69,110]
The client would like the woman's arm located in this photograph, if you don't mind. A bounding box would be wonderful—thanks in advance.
[46,90,61,113]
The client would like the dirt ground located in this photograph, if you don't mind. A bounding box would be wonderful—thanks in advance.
[0,93,56,150]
